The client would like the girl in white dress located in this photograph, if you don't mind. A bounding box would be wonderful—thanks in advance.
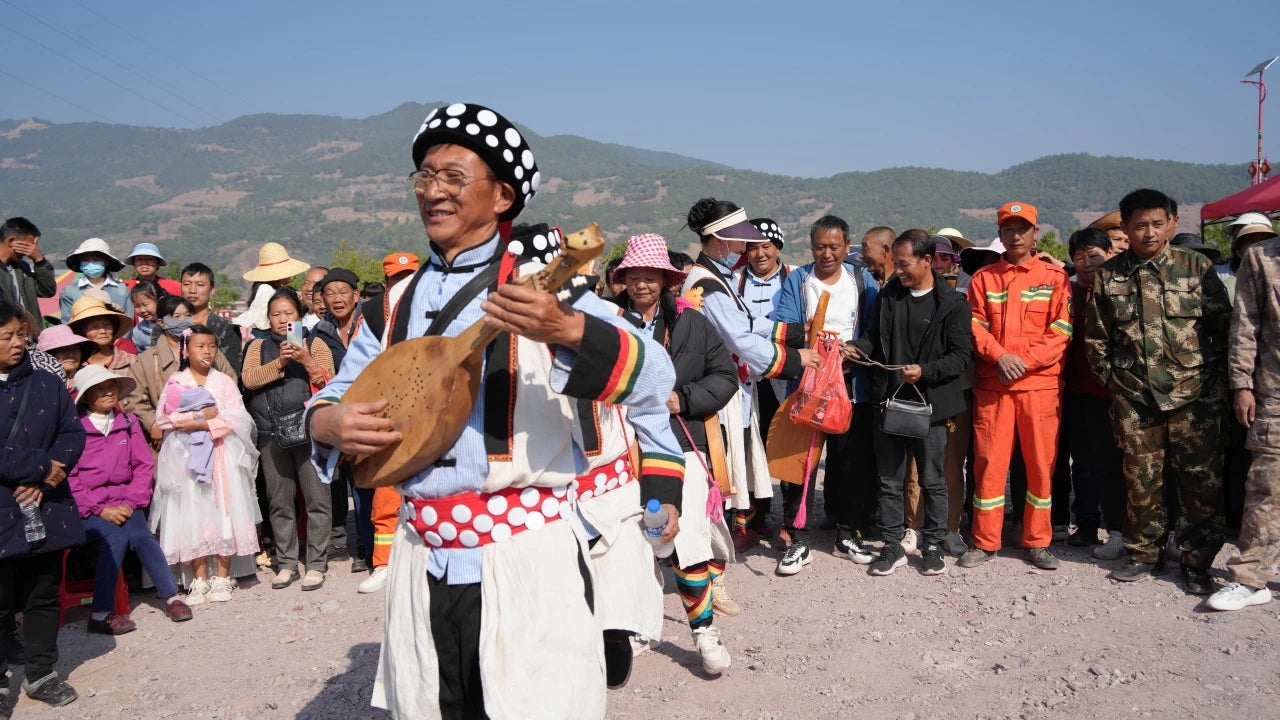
[152,325,260,604]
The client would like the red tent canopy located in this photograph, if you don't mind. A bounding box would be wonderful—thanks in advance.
[1201,175,1280,223]
[37,270,76,322]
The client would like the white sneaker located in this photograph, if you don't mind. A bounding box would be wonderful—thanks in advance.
[208,576,234,603]
[630,636,652,657]
[834,536,875,564]
[358,566,388,594]
[692,625,731,675]
[900,529,919,555]
[1093,531,1124,560]
[1207,582,1272,611]
[185,578,211,606]
[776,543,812,576]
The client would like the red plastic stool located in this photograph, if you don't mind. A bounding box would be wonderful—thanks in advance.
[58,548,130,627]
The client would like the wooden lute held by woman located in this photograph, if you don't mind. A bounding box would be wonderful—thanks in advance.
[343,223,605,489]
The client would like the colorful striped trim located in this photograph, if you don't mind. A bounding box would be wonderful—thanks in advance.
[972,317,991,329]
[973,494,1005,511]
[1026,492,1052,510]
[1020,289,1054,302]
[762,346,788,378]
[601,327,644,403]
[770,322,789,345]
[641,451,685,480]
[985,291,1009,303]
[1051,319,1073,336]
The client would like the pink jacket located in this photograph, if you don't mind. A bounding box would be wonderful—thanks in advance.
[66,409,156,519]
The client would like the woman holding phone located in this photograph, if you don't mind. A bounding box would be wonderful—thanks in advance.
[240,287,335,591]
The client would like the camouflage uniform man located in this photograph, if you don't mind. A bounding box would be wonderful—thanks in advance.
[1208,232,1280,611]
[1083,188,1231,594]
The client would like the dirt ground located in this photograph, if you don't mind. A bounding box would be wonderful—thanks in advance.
[16,478,1280,720]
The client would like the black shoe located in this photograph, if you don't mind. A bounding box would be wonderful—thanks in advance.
[0,689,11,720]
[1067,523,1101,547]
[868,541,907,576]
[327,545,350,562]
[23,672,77,707]
[602,630,634,689]
[834,527,874,564]
[1182,567,1217,596]
[1110,561,1157,582]
[351,557,370,573]
[921,544,947,576]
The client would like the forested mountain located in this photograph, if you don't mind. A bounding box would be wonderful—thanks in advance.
[0,102,1247,276]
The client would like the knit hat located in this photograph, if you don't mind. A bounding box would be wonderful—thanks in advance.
[316,268,360,293]
[73,364,137,401]
[36,325,94,355]
[65,237,124,273]
[411,103,539,222]
[68,296,134,340]
[243,242,311,283]
[124,242,167,267]
[611,234,687,286]
[749,218,785,249]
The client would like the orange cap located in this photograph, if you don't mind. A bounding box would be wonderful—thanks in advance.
[996,201,1038,227]
[382,252,420,277]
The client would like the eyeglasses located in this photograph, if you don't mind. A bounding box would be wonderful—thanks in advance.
[408,168,492,195]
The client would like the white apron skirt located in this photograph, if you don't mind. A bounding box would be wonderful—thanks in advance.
[673,450,735,568]
[721,388,774,511]
[371,516,606,720]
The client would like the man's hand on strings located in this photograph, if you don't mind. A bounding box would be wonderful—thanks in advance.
[481,283,586,349]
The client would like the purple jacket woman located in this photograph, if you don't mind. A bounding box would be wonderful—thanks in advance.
[66,412,155,518]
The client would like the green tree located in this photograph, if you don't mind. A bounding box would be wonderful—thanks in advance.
[1036,230,1068,261]
[211,272,241,310]
[330,240,385,285]
[1203,223,1233,260]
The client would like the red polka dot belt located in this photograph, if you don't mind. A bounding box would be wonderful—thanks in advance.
[404,485,572,549]
[572,454,635,502]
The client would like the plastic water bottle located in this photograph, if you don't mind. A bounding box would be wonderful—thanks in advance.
[642,499,674,558]
[22,501,45,543]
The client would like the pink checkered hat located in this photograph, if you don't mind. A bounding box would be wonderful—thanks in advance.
[611,233,687,286]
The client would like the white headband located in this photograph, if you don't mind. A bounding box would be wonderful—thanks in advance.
[699,208,748,237]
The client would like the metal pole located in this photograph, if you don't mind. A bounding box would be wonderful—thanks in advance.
[1258,70,1266,185]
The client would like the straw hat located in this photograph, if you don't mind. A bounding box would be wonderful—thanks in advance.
[611,233,687,286]
[1088,210,1122,231]
[36,325,95,355]
[935,227,975,250]
[65,237,125,273]
[243,242,311,283]
[67,296,134,340]
[73,365,137,401]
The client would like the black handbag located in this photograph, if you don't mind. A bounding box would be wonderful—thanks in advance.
[879,382,932,439]
[270,406,308,449]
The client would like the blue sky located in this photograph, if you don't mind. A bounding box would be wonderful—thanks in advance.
[2,0,1278,177]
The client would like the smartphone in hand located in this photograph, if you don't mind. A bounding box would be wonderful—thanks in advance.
[286,321,303,346]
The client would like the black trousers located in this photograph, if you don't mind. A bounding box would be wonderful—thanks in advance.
[0,552,63,681]
[875,419,949,546]
[428,573,487,720]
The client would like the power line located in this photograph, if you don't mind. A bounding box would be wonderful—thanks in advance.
[69,0,238,100]
[2,0,221,124]
[0,67,116,123]
[0,18,200,125]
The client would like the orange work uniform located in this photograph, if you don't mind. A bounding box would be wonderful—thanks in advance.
[966,255,1071,551]
[370,486,399,568]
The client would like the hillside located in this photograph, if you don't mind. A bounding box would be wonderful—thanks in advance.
[0,103,1248,278]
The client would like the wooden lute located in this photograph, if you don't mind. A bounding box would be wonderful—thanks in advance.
[343,223,605,488]
[766,290,830,485]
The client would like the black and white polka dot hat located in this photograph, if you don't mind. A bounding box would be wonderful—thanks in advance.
[750,218,785,249]
[507,223,563,266]
[412,103,540,222]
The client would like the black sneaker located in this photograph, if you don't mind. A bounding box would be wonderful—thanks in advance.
[1110,561,1157,582]
[1067,523,1101,547]
[1181,567,1217,596]
[834,529,874,564]
[868,542,907,576]
[23,672,77,708]
[351,557,370,573]
[0,689,11,720]
[327,545,351,562]
[921,544,947,576]
[776,543,811,576]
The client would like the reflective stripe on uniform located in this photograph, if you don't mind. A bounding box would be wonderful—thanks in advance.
[972,317,990,328]
[1025,492,1052,510]
[985,291,1008,303]
[1051,319,1073,336]
[973,494,1005,511]
[1020,288,1053,302]
[374,532,395,546]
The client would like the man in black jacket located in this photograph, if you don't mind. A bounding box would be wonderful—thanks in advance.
[850,230,972,577]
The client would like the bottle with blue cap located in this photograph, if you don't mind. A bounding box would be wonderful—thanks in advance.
[641,499,673,558]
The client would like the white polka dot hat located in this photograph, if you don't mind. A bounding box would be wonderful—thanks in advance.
[506,223,563,266]
[750,218,785,248]
[412,103,540,222]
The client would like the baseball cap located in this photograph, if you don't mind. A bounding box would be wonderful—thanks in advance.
[382,252,420,278]
[997,202,1038,227]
